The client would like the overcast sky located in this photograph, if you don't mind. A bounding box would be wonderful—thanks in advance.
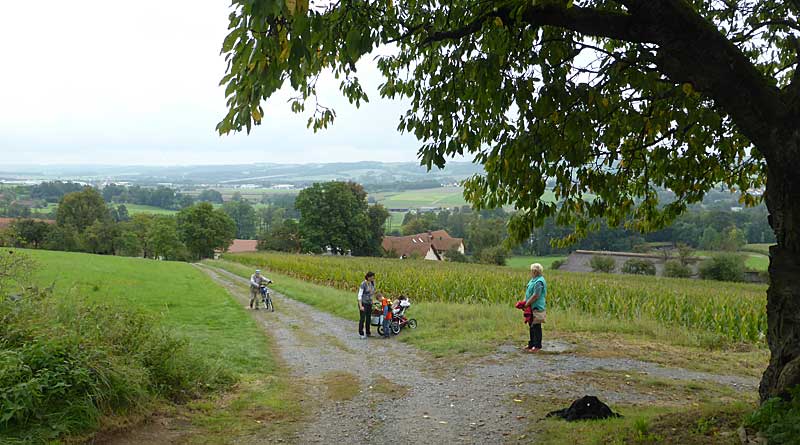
[0,1,424,165]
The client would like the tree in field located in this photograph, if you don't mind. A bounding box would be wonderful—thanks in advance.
[10,219,51,249]
[198,189,224,204]
[366,203,390,254]
[400,217,431,236]
[295,181,387,255]
[176,203,236,260]
[219,0,800,401]
[222,199,258,239]
[82,219,120,255]
[258,219,303,253]
[126,213,156,258]
[56,187,110,232]
[258,205,286,235]
[148,215,186,260]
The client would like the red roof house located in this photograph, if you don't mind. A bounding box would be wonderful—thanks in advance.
[381,230,465,261]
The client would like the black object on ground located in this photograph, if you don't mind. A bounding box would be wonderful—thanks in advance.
[546,396,622,421]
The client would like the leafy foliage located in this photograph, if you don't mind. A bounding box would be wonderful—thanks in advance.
[621,258,657,276]
[56,188,110,232]
[746,385,800,444]
[258,219,303,253]
[222,200,258,239]
[590,255,615,273]
[295,181,387,255]
[664,260,692,278]
[216,0,795,247]
[176,203,236,260]
[699,253,746,282]
[476,245,509,265]
[444,245,468,263]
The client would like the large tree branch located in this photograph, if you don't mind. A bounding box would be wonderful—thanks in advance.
[422,1,786,161]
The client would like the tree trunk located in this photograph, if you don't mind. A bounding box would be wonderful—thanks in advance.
[760,146,800,401]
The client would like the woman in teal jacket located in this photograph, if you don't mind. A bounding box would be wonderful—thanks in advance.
[524,263,547,352]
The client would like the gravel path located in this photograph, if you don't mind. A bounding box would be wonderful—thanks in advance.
[195,264,758,445]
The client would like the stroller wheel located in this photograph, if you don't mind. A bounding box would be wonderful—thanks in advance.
[377,325,386,336]
[407,319,417,329]
[390,320,401,335]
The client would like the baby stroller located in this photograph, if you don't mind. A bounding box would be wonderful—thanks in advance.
[370,301,400,336]
[392,297,417,332]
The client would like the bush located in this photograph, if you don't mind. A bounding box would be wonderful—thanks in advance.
[664,260,692,278]
[0,290,231,442]
[699,253,746,282]
[551,259,564,270]
[476,245,508,266]
[621,258,657,275]
[444,246,469,263]
[745,385,800,444]
[590,255,616,273]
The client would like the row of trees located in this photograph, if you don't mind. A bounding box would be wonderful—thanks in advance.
[101,184,195,210]
[1,188,235,260]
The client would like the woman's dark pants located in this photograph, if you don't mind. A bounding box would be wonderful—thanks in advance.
[529,323,542,349]
[359,306,371,336]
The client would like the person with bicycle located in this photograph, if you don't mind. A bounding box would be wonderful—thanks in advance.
[249,269,272,310]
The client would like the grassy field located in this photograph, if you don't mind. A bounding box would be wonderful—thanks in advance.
[695,250,770,271]
[383,211,406,233]
[371,186,470,209]
[8,249,300,443]
[506,255,567,270]
[743,243,772,255]
[123,203,178,215]
[184,187,297,202]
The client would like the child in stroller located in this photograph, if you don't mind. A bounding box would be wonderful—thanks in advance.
[391,295,417,332]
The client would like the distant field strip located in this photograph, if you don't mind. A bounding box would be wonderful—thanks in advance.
[225,252,767,343]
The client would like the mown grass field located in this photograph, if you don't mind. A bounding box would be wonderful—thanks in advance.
[371,186,470,209]
[8,249,299,443]
[123,203,178,215]
[383,211,406,233]
[24,249,267,373]
[695,250,770,271]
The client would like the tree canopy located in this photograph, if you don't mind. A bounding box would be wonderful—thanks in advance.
[295,181,387,255]
[176,203,236,260]
[218,0,800,402]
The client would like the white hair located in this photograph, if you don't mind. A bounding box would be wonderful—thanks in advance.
[530,263,543,274]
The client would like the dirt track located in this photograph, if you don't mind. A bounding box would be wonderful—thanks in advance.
[97,264,758,444]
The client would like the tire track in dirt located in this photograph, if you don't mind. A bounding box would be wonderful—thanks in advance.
[197,264,759,445]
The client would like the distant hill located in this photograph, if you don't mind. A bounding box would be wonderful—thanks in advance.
[0,161,484,186]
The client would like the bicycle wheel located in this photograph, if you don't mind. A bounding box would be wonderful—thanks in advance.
[268,297,275,312]
[407,319,417,329]
[390,320,401,335]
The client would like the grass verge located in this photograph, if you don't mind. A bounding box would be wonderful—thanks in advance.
[3,249,301,444]
[517,396,753,445]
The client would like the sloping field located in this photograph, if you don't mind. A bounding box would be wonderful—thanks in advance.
[23,249,272,374]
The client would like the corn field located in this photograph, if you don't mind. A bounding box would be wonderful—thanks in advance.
[224,252,768,343]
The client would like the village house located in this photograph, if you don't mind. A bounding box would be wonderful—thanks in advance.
[214,239,259,259]
[381,230,465,261]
